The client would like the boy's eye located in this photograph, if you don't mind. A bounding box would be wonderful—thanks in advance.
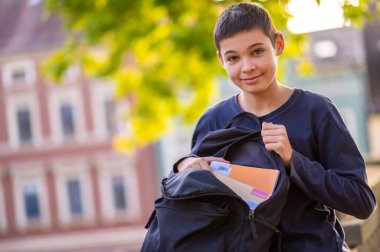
[226,56,239,62]
[252,49,264,55]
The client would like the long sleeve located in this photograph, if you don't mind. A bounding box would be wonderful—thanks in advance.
[288,101,375,219]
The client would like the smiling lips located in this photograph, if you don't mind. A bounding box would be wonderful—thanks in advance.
[240,74,263,84]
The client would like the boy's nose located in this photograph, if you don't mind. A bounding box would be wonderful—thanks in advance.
[241,58,256,73]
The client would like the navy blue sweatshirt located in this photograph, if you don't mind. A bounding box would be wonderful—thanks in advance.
[189,88,375,252]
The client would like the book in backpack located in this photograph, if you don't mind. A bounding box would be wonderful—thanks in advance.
[141,112,290,252]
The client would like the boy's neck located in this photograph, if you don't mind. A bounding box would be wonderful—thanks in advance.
[238,84,294,117]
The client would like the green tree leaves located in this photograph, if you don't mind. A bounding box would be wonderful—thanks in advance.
[42,0,376,150]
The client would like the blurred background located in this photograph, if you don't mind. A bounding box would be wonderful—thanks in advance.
[0,0,380,251]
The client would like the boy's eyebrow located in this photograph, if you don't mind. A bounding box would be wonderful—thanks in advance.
[223,42,265,56]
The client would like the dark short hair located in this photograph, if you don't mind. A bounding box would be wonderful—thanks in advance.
[214,2,277,51]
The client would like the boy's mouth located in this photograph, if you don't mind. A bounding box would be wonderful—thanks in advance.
[240,74,263,83]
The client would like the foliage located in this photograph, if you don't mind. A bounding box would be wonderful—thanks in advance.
[43,0,376,151]
[343,0,380,27]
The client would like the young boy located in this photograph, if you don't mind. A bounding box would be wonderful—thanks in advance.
[175,2,376,251]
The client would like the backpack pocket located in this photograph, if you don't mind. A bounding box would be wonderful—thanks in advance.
[156,197,230,232]
[152,197,231,252]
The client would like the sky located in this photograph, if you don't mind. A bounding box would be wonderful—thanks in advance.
[287,0,350,34]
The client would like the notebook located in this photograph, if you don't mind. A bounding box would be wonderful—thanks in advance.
[210,161,279,209]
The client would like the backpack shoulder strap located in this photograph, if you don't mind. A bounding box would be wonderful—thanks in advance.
[144,209,156,229]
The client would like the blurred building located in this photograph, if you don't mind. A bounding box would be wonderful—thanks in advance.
[363,22,380,159]
[0,0,158,251]
[286,26,375,156]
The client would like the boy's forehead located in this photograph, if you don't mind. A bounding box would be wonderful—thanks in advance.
[219,28,271,53]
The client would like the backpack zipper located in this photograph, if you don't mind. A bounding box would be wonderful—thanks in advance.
[164,189,242,201]
[249,209,258,239]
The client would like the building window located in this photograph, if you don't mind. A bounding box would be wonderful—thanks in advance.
[92,83,127,140]
[13,168,51,230]
[112,175,127,211]
[12,68,27,83]
[67,179,83,216]
[104,100,117,136]
[49,88,85,144]
[60,104,75,139]
[16,108,33,145]
[2,60,36,88]
[6,92,41,149]
[22,183,40,221]
[98,156,141,221]
[53,161,95,226]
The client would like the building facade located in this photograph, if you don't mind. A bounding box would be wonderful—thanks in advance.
[0,1,158,251]
[286,26,370,154]
[363,22,380,158]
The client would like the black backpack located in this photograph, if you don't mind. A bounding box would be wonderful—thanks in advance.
[141,112,290,252]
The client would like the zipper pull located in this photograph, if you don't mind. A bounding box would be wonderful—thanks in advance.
[249,209,258,239]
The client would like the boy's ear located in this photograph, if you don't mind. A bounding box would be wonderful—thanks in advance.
[217,50,225,67]
[274,32,285,56]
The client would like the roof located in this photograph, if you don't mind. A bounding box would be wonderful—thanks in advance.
[0,0,64,54]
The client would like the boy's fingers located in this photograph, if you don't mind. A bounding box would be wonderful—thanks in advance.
[262,122,273,128]
[199,159,211,171]
[264,142,284,152]
[261,129,284,136]
[177,156,229,172]
[204,156,229,163]
[262,123,277,131]
[262,122,285,129]
[262,135,283,143]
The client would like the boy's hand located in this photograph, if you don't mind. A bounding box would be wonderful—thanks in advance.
[177,156,229,172]
[261,122,292,167]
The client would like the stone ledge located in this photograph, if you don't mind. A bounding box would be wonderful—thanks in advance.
[341,166,380,248]
[343,206,378,247]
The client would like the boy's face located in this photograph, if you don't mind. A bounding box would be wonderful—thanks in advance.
[217,29,284,96]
